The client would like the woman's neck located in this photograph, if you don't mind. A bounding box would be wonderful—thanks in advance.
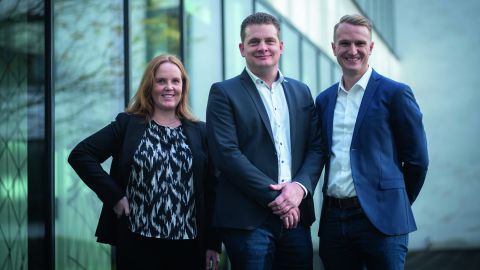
[152,111,180,127]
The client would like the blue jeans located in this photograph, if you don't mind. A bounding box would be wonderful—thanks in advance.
[222,214,313,270]
[319,206,408,270]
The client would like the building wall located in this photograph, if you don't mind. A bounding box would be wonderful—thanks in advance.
[396,0,480,250]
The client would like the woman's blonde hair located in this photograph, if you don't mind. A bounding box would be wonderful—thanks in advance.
[126,54,197,122]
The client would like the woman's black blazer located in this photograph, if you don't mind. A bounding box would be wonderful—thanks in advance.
[68,112,221,253]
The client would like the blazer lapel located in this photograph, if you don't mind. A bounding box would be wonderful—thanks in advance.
[326,84,339,150]
[120,115,147,185]
[351,69,380,143]
[282,79,297,154]
[124,116,147,158]
[240,70,275,142]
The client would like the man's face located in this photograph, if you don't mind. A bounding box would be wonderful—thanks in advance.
[332,23,374,77]
[239,23,283,76]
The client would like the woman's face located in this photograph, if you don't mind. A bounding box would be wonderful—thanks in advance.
[151,62,183,113]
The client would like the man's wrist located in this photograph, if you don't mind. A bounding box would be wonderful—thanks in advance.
[293,181,308,199]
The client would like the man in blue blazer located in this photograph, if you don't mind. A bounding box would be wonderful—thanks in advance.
[315,14,429,270]
[207,12,325,269]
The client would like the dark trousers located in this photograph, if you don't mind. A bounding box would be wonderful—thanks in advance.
[221,214,313,270]
[319,206,408,270]
[115,217,201,270]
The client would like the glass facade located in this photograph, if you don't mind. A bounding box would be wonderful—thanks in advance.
[302,39,319,94]
[130,0,181,97]
[354,0,396,52]
[0,0,46,269]
[281,23,301,80]
[0,0,369,269]
[184,0,222,120]
[53,0,125,269]
[319,54,335,91]
[223,0,252,79]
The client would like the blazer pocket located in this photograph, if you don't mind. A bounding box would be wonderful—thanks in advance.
[379,178,405,189]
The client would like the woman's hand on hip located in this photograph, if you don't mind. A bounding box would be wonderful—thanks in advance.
[113,196,130,218]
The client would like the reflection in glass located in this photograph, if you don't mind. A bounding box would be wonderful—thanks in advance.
[54,1,125,269]
[130,0,181,99]
[184,0,222,120]
[0,0,43,268]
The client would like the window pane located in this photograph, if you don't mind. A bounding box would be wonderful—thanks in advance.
[54,1,125,269]
[281,24,300,80]
[301,40,317,95]
[224,0,252,79]
[0,1,36,268]
[184,0,222,120]
[319,53,333,91]
[130,0,181,99]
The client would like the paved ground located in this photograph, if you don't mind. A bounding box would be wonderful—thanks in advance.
[221,248,480,269]
[405,249,480,270]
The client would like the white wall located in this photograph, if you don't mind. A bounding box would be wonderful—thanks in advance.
[396,0,480,250]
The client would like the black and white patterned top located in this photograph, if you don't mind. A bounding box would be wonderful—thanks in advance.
[126,120,197,239]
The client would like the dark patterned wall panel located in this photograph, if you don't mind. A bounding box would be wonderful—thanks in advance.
[0,29,29,270]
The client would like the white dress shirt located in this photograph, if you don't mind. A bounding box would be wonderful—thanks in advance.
[246,67,292,184]
[327,66,372,198]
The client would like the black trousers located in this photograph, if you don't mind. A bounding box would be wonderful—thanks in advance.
[115,217,201,270]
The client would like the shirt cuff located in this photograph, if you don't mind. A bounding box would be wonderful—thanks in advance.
[293,181,308,199]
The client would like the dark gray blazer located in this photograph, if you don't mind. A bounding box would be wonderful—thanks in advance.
[206,69,326,229]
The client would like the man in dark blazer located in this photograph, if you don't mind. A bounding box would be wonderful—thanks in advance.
[315,14,429,270]
[206,12,325,269]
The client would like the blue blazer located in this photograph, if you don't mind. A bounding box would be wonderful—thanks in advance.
[315,69,429,235]
[206,69,325,229]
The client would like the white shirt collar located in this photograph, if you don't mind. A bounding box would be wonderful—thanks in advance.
[338,66,373,93]
[245,66,285,86]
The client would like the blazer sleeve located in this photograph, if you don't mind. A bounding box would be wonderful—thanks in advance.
[68,113,127,207]
[205,165,222,252]
[206,83,280,208]
[199,122,222,252]
[390,85,429,203]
